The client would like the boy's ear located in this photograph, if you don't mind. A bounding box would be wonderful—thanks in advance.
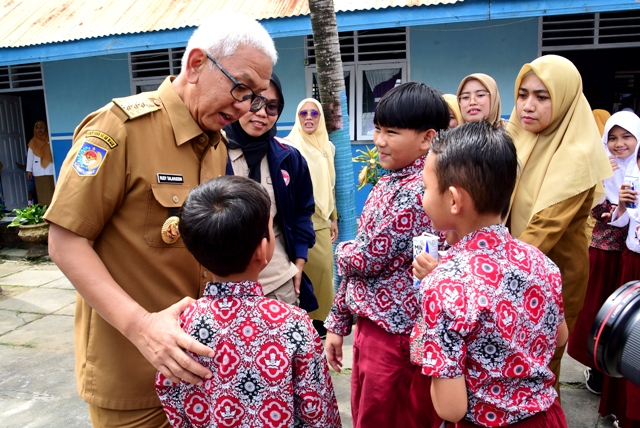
[448,185,464,215]
[449,185,476,216]
[253,237,270,268]
[419,129,438,151]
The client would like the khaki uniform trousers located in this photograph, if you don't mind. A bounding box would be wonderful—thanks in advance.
[89,404,170,428]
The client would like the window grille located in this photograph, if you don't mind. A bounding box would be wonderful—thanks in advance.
[615,70,640,93]
[306,27,407,64]
[130,48,185,92]
[0,63,43,91]
[542,10,640,50]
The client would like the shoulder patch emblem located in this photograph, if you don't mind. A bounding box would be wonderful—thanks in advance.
[281,169,290,186]
[112,96,160,120]
[86,130,118,149]
[73,142,108,177]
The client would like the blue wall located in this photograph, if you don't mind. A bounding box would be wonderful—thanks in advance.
[409,18,539,116]
[39,19,539,215]
[274,37,307,135]
[43,54,130,177]
[349,19,539,214]
[272,17,540,130]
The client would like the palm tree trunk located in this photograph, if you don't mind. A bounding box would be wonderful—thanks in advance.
[309,0,357,290]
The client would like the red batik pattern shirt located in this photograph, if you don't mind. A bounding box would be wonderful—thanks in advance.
[155,281,341,428]
[326,155,443,336]
[410,224,564,427]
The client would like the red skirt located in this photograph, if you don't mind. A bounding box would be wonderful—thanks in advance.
[619,246,640,285]
[598,247,640,425]
[567,247,622,366]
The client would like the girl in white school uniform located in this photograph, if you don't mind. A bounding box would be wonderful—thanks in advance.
[568,111,640,393]
[604,114,640,428]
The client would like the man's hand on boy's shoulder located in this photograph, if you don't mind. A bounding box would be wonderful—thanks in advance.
[324,331,344,372]
[129,297,216,386]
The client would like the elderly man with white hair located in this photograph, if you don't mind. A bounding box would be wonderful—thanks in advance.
[45,13,277,427]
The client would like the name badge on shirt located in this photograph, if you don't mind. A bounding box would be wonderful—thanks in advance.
[73,142,107,177]
[157,173,184,184]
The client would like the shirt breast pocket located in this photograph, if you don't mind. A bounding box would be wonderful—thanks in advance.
[144,184,191,247]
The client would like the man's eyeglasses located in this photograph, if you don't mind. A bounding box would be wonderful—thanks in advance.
[205,53,268,112]
[299,109,320,119]
[458,90,490,104]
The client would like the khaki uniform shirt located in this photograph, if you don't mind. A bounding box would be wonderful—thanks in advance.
[516,186,595,326]
[44,77,227,410]
[228,149,298,294]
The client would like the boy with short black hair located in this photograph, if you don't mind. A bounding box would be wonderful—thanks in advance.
[324,82,449,427]
[155,175,340,427]
[410,121,568,427]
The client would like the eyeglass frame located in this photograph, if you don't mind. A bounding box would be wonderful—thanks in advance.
[261,101,284,117]
[457,90,491,104]
[250,100,283,117]
[298,109,320,119]
[205,52,268,112]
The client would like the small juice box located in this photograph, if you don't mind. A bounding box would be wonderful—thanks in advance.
[625,175,640,209]
[412,233,439,288]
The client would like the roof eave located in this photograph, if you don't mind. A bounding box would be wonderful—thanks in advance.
[2,0,640,67]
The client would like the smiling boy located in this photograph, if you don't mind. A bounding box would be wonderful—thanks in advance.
[324,82,449,428]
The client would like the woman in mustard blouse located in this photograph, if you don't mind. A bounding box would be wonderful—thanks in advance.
[507,55,612,396]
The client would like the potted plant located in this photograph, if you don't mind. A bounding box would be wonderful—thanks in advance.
[8,204,49,243]
[352,146,387,190]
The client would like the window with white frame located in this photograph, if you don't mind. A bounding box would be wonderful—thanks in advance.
[306,66,355,140]
[305,28,408,141]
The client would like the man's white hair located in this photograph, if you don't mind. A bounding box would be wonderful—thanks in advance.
[181,12,277,73]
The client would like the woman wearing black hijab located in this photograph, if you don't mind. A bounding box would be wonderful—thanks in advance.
[224,73,318,313]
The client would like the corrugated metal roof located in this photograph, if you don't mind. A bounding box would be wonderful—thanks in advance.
[0,0,461,49]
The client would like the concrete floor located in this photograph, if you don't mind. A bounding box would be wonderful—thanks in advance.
[0,259,619,427]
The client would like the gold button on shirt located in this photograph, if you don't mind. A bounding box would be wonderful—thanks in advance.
[44,76,227,410]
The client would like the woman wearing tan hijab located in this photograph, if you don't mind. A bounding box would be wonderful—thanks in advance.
[442,94,462,129]
[593,109,612,137]
[26,120,55,206]
[507,55,612,395]
[286,98,337,338]
[456,73,503,126]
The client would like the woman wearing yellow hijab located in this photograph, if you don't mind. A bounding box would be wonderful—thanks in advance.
[286,98,337,337]
[26,120,55,206]
[442,94,462,129]
[507,55,612,395]
[456,73,503,126]
[592,109,612,137]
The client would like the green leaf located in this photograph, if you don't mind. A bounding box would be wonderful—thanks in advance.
[351,145,386,190]
[8,204,48,227]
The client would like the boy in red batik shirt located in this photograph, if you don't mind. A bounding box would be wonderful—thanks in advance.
[410,121,569,427]
[155,176,340,427]
[324,82,449,428]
